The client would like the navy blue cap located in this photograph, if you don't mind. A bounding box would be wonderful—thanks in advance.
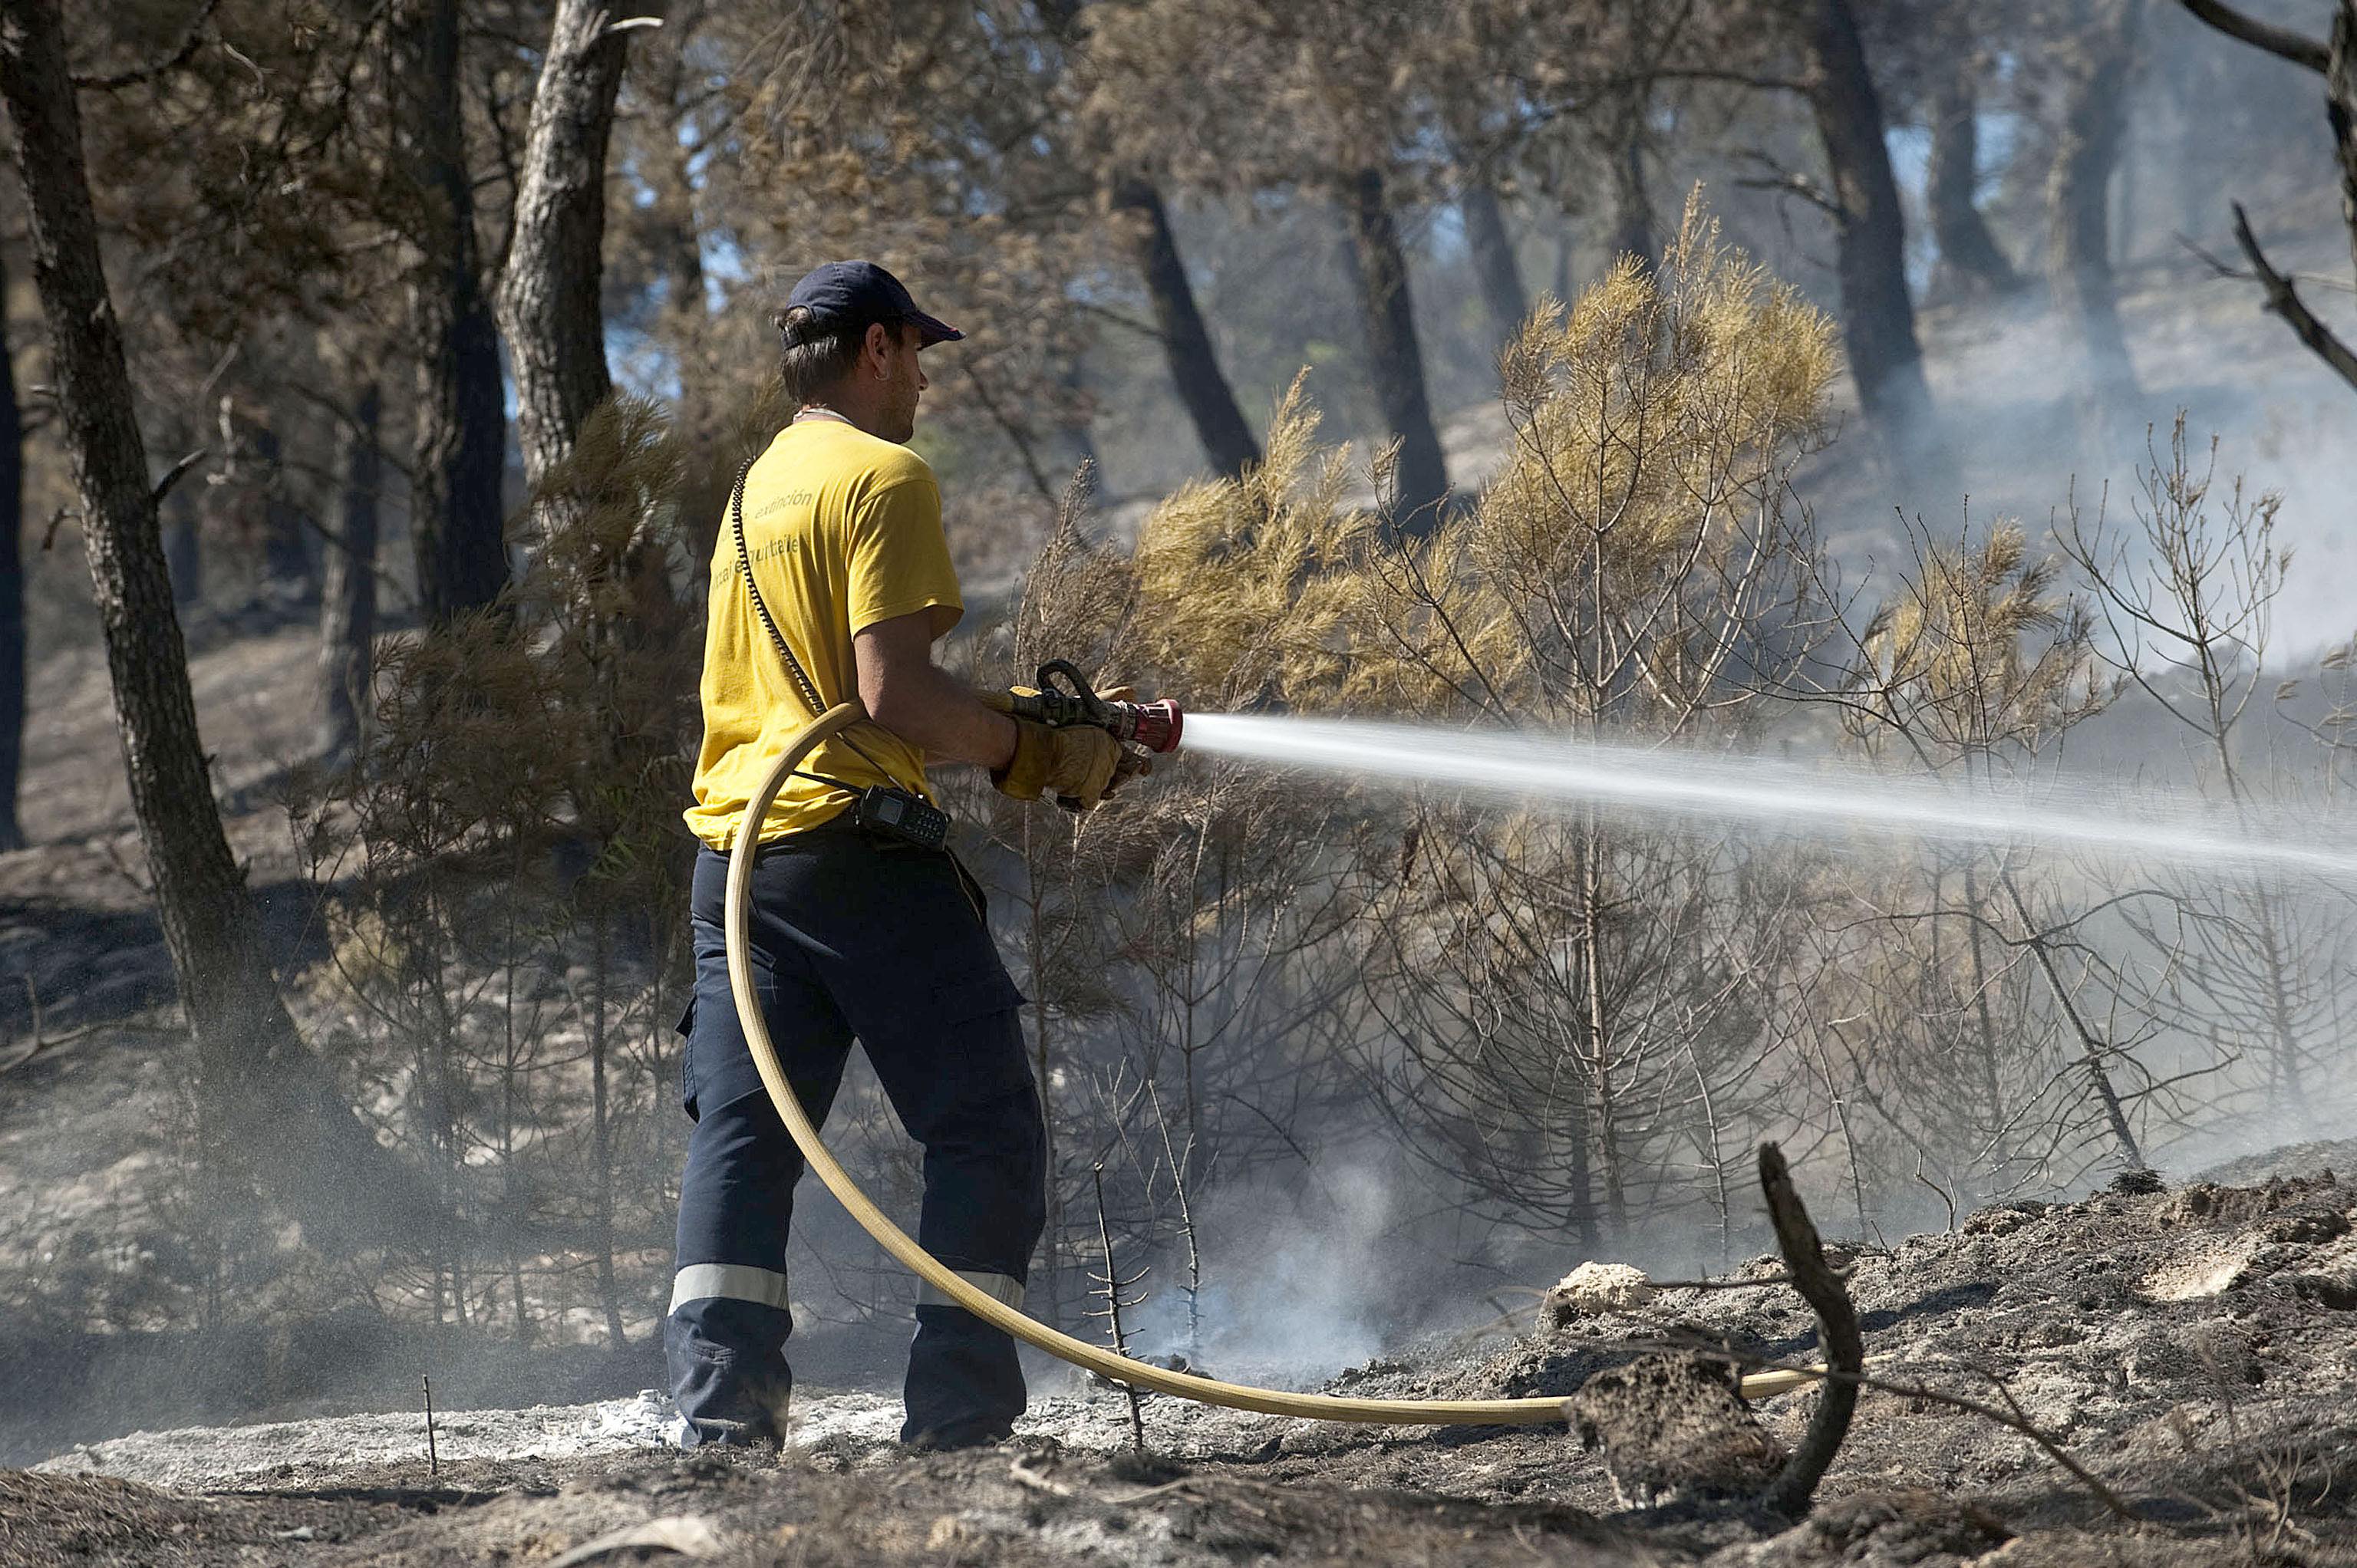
[782,260,964,348]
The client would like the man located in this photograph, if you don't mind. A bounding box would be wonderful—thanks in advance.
[668,260,1128,1450]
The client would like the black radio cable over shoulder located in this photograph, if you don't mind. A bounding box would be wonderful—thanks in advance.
[729,456,898,792]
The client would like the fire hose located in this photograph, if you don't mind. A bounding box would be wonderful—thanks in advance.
[727,700,1811,1424]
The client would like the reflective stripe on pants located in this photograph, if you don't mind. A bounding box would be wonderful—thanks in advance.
[671,1262,790,1313]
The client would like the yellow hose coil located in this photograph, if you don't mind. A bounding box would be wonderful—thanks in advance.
[727,704,1809,1424]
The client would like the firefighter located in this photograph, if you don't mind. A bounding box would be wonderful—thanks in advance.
[668,261,1128,1450]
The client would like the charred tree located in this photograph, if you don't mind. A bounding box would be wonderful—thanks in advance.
[1755,1141,1862,1516]
[1111,178,1262,477]
[0,251,20,852]
[1924,66,2023,302]
[497,0,656,492]
[1460,175,1530,348]
[317,382,381,771]
[389,0,509,621]
[1798,0,1953,496]
[0,0,433,1241]
[2048,0,2145,466]
[1340,166,1449,534]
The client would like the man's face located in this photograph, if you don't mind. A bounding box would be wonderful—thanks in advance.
[872,321,928,443]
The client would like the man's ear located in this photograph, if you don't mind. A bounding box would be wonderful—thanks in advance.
[863,319,895,377]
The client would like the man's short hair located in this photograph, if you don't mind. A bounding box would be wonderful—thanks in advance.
[773,306,923,407]
[772,305,871,405]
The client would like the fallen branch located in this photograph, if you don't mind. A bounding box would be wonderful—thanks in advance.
[1755,1141,1864,1517]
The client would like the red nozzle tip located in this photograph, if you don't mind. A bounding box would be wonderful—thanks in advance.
[1132,700,1183,753]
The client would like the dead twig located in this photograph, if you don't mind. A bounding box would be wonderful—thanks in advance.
[1913,1156,1959,1233]
[421,1375,439,1479]
[1086,1165,1150,1452]
[1652,1273,1798,1291]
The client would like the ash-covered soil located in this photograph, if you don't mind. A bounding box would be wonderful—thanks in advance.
[12,1164,2357,1566]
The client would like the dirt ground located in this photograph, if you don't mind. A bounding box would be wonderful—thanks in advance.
[8,1159,2357,1565]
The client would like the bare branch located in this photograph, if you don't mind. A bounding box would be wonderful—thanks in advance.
[2177,0,2330,73]
[2231,202,2357,393]
[150,446,209,508]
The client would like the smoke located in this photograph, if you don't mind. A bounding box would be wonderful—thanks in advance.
[1129,1159,1418,1384]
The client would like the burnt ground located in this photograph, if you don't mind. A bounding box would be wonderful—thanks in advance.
[9,1164,2357,1566]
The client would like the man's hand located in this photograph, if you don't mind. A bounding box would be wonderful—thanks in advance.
[994,721,1124,809]
[979,678,1152,808]
[854,610,1018,769]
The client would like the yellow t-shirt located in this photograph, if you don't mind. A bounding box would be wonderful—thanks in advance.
[684,418,963,849]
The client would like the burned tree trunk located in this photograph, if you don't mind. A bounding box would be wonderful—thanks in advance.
[0,252,20,852]
[1340,166,1449,534]
[1111,178,1262,477]
[497,0,654,492]
[2047,0,2144,466]
[0,0,433,1242]
[1460,176,1530,347]
[1925,67,2023,303]
[1799,0,1953,496]
[317,382,381,771]
[390,0,509,621]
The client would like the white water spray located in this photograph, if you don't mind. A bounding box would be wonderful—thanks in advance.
[1182,713,2357,883]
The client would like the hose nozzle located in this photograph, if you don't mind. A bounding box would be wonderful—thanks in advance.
[1013,660,1185,753]
[1115,698,1184,754]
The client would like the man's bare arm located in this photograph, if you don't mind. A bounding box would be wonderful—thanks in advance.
[854,608,1018,769]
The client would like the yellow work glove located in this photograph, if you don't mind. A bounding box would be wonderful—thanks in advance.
[994,718,1124,810]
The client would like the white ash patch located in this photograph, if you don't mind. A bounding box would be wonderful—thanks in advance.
[36,1390,681,1491]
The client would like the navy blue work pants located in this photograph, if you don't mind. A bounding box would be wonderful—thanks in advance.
[666,824,1046,1447]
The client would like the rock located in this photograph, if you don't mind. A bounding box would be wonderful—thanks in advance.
[1562,1352,1785,1507]
[1542,1263,1658,1326]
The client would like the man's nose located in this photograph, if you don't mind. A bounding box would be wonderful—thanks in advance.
[916,364,929,393]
